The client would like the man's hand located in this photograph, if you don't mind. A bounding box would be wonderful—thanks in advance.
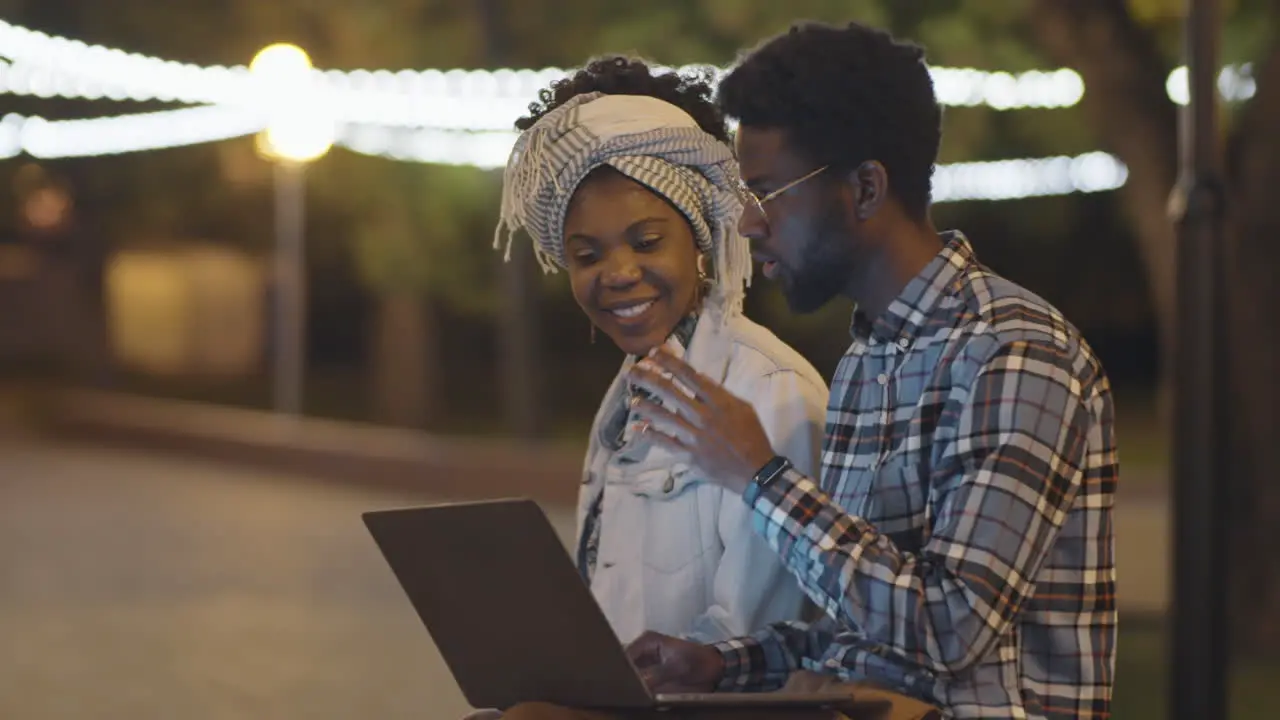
[626,347,777,494]
[625,631,727,694]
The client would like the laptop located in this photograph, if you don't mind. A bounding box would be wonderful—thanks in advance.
[362,498,866,713]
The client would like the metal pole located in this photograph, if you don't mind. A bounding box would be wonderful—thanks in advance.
[479,0,544,438]
[1168,0,1229,716]
[273,160,307,417]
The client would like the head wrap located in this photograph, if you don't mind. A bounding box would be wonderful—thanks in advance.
[493,91,752,320]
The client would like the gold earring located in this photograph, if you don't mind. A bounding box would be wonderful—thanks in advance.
[695,254,713,300]
[590,322,597,344]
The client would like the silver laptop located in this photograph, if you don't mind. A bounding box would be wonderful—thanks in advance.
[362,498,865,713]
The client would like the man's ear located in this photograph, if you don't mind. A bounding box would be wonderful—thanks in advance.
[843,161,889,220]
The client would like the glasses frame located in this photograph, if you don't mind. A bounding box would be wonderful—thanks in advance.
[737,165,829,225]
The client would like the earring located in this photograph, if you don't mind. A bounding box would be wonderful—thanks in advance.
[695,254,713,299]
[590,322,597,344]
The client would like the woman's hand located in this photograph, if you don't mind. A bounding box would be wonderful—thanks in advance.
[625,631,726,693]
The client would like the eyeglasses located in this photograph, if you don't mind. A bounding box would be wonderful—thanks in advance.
[736,165,829,224]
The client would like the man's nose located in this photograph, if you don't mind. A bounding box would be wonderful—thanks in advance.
[738,201,769,241]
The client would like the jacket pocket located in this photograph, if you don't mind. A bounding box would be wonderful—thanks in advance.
[622,467,710,575]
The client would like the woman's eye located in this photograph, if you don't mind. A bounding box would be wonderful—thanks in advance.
[572,251,597,264]
[635,235,662,250]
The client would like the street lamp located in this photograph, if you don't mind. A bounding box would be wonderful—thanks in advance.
[249,43,333,418]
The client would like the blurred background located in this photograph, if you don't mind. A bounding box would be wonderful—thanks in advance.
[0,0,1276,718]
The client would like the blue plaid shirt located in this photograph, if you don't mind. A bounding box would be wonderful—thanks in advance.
[713,232,1118,719]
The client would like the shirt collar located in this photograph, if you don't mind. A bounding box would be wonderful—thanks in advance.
[623,309,698,363]
[851,230,975,344]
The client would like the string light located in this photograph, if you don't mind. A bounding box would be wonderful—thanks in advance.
[929,67,1084,109]
[2,17,1259,124]
[0,18,1131,201]
[0,108,1130,201]
[1165,63,1255,105]
[1,107,265,159]
[930,151,1128,202]
[0,19,1085,115]
[0,24,250,106]
[334,125,1127,203]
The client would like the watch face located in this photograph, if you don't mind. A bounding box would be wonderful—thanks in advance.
[756,457,789,486]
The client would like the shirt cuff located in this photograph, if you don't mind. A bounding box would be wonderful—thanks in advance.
[710,636,764,692]
[743,465,812,518]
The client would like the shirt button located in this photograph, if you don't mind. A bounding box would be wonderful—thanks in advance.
[877,373,889,385]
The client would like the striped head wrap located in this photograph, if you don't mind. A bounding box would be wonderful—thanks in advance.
[493,91,752,320]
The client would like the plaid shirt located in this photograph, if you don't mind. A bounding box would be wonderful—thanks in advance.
[713,232,1118,719]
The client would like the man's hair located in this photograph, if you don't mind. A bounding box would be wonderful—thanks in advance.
[516,56,731,144]
[717,21,942,220]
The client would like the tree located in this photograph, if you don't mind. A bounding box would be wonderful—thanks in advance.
[1019,0,1279,655]
[337,159,500,427]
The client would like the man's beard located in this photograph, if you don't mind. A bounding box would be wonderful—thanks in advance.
[780,211,856,315]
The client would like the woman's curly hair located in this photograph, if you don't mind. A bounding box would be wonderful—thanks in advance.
[515,55,731,144]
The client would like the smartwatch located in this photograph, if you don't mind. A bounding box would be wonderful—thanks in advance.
[752,456,793,489]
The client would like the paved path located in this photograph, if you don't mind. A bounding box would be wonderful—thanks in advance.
[0,435,1168,719]
[0,436,576,720]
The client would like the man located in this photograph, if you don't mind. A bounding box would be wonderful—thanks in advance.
[504,19,1118,720]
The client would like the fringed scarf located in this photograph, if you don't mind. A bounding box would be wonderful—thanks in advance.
[492,91,753,322]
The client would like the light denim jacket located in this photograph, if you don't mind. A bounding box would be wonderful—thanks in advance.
[575,308,828,645]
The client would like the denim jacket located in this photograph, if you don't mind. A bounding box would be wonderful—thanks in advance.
[575,308,828,644]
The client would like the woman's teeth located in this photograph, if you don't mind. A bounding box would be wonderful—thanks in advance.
[611,300,654,318]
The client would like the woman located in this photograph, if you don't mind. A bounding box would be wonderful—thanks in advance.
[493,57,828,646]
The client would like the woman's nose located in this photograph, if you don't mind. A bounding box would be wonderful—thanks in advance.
[600,251,643,287]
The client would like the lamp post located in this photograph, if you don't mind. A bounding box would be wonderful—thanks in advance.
[249,43,333,418]
[1168,0,1229,716]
